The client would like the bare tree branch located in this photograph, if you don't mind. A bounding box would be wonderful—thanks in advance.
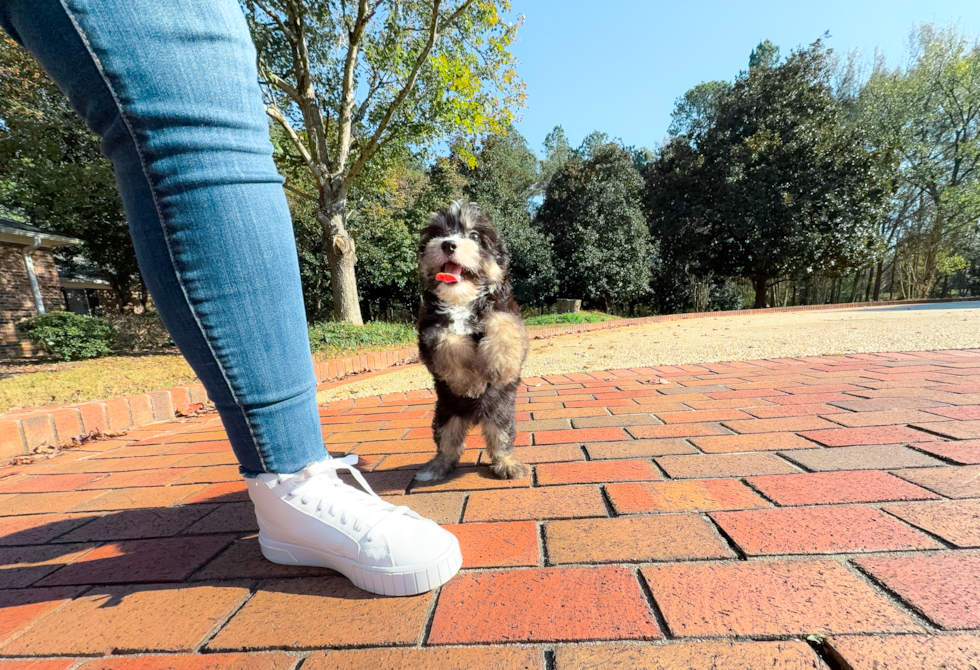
[345,0,476,188]
[261,68,304,108]
[437,0,477,32]
[333,0,374,177]
[265,104,323,186]
[249,0,296,42]
[282,182,318,201]
[285,1,330,170]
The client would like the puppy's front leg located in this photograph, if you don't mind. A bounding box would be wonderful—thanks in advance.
[478,312,529,386]
[427,329,487,398]
[416,414,470,481]
[481,409,528,480]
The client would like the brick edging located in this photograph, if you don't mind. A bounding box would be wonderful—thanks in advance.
[2,296,975,459]
[312,347,420,386]
[0,348,422,460]
[0,385,210,460]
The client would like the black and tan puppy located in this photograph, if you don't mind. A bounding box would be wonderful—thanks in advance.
[414,201,529,482]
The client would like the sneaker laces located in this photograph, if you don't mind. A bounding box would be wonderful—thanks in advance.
[277,455,410,541]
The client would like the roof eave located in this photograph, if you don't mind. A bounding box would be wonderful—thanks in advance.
[0,227,82,248]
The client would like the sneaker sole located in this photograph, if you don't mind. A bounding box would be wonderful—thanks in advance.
[257,532,462,597]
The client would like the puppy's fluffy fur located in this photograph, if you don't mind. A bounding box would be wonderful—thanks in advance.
[415,201,529,482]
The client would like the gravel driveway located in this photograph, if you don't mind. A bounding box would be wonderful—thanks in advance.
[318,301,980,401]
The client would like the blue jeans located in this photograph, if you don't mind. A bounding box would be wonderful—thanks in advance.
[1,0,327,475]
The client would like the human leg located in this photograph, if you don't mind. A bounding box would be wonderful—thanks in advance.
[0,0,323,475]
[0,0,462,594]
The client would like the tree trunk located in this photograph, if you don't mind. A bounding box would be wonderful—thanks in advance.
[872,259,884,302]
[864,267,874,302]
[108,277,130,311]
[849,269,860,303]
[889,257,898,300]
[752,273,767,309]
[319,186,364,325]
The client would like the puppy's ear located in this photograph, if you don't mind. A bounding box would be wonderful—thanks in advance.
[493,233,510,271]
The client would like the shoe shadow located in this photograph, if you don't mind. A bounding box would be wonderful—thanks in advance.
[0,489,360,613]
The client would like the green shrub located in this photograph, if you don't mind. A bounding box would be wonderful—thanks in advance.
[523,311,617,326]
[108,311,173,352]
[17,311,115,361]
[308,321,416,356]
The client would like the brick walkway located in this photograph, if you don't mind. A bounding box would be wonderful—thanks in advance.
[2,351,980,668]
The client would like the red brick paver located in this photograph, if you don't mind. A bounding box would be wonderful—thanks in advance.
[642,560,917,637]
[882,499,980,547]
[606,479,769,514]
[208,577,433,650]
[4,349,980,663]
[428,566,660,644]
[854,552,980,629]
[545,514,732,564]
[553,641,823,669]
[747,470,941,506]
[304,648,542,670]
[827,634,980,669]
[711,505,941,555]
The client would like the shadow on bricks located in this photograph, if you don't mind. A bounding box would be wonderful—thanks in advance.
[0,490,357,610]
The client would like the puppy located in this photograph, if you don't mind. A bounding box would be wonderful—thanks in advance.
[414,201,530,482]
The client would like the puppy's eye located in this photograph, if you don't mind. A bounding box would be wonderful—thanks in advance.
[468,231,480,243]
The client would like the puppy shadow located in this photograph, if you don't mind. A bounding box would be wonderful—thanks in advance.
[407,465,530,492]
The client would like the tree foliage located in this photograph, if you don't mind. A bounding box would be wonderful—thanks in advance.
[537,142,652,309]
[646,40,893,308]
[459,128,557,304]
[668,80,731,137]
[244,0,526,324]
[859,24,980,297]
[0,37,141,306]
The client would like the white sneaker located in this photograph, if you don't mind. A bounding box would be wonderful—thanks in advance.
[246,455,462,596]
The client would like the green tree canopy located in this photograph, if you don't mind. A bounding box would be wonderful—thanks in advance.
[749,39,780,69]
[537,125,573,194]
[536,142,652,310]
[245,0,525,324]
[668,80,732,137]
[459,128,558,305]
[860,24,980,297]
[646,40,892,308]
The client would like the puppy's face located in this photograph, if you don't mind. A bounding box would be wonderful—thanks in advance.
[419,201,508,305]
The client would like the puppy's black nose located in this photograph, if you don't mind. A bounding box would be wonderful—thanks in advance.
[441,240,457,255]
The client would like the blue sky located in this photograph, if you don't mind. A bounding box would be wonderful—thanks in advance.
[505,0,980,156]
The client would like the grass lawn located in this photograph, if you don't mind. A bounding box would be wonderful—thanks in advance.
[2,312,621,412]
[1,353,198,413]
[524,310,619,329]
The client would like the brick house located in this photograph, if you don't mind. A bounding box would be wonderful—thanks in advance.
[0,218,81,358]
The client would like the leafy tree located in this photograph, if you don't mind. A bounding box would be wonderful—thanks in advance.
[244,0,525,324]
[537,125,573,193]
[749,39,780,69]
[537,142,652,310]
[860,24,980,297]
[668,80,731,137]
[459,128,558,304]
[646,41,892,309]
[0,37,142,307]
[576,130,610,160]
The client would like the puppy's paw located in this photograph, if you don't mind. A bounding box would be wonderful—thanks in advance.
[414,458,457,482]
[489,455,529,480]
[483,362,520,387]
[449,378,488,398]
